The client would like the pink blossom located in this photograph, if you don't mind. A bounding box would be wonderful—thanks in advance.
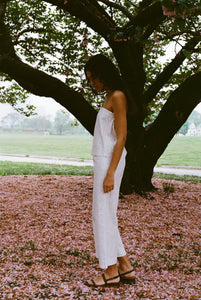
[114,38,123,42]
[162,5,186,18]
[154,38,161,44]
[162,6,176,17]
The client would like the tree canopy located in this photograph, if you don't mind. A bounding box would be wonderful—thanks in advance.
[1,0,200,120]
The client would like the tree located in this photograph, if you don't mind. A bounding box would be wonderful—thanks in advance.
[0,112,23,128]
[0,0,200,193]
[177,110,201,135]
[54,110,71,135]
[177,121,189,135]
[21,115,53,132]
[187,110,201,128]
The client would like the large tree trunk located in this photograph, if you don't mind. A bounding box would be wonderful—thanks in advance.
[109,35,201,193]
[121,71,201,193]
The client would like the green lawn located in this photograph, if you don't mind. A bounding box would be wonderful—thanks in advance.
[0,161,93,176]
[0,133,201,167]
[0,161,200,183]
[157,136,201,167]
[0,133,93,160]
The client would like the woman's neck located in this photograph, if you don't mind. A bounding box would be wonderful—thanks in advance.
[105,88,113,97]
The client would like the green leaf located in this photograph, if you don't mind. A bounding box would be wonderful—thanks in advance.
[183,50,191,59]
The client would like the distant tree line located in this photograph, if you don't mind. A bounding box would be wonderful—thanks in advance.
[0,110,88,135]
[177,110,201,135]
[1,108,200,136]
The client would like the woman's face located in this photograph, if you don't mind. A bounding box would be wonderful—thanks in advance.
[86,70,104,92]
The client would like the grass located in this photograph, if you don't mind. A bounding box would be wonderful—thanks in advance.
[0,133,93,160]
[0,133,201,166]
[0,133,201,184]
[0,161,200,184]
[153,172,201,184]
[0,161,93,176]
[157,136,201,167]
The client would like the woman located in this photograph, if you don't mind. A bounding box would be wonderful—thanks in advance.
[85,54,135,287]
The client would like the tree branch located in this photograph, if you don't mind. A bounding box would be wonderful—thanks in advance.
[138,0,152,10]
[0,1,16,57]
[143,14,165,40]
[44,0,116,39]
[156,72,201,128]
[0,2,97,133]
[0,55,97,134]
[159,30,200,40]
[143,37,201,104]
[98,0,134,20]
[13,27,54,45]
[123,1,164,35]
[0,1,6,17]
[144,71,201,168]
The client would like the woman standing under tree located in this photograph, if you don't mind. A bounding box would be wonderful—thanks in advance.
[84,54,135,287]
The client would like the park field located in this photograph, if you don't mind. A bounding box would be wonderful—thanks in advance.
[157,136,201,167]
[0,133,201,167]
[0,133,93,160]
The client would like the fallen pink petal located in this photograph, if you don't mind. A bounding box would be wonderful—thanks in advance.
[0,175,200,299]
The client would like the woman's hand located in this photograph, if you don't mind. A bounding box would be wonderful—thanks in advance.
[103,172,114,193]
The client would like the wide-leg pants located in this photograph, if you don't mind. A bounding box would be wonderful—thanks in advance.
[92,151,127,269]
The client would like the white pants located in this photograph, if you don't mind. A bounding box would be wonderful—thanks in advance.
[92,151,127,269]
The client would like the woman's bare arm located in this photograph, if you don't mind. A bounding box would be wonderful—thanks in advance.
[103,90,127,193]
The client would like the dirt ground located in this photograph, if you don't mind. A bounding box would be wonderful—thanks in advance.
[0,175,200,299]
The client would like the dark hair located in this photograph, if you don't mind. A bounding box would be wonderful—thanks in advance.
[84,54,124,92]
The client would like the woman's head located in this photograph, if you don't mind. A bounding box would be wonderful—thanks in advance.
[85,54,124,92]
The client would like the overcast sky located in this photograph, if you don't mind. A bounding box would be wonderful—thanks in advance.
[0,96,63,121]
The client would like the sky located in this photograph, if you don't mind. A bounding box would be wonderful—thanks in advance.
[0,96,64,121]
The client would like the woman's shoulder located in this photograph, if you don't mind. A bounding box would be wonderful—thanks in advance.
[111,90,127,107]
[112,90,126,98]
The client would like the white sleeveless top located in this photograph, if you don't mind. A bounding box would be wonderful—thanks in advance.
[91,107,127,157]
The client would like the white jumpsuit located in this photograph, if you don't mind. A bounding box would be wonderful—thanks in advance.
[92,107,127,269]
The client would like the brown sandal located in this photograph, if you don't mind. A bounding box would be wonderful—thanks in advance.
[85,273,120,287]
[119,268,136,284]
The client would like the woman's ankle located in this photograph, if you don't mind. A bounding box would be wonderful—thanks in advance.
[105,264,118,278]
[118,255,132,272]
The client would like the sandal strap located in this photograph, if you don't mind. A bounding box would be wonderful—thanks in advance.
[102,274,107,284]
[119,268,134,276]
[102,273,119,283]
[91,279,97,287]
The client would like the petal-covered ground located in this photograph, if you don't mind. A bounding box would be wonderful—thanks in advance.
[0,175,200,299]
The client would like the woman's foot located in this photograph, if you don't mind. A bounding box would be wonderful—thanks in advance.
[85,264,120,287]
[118,255,136,283]
[85,273,120,287]
[118,267,135,283]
